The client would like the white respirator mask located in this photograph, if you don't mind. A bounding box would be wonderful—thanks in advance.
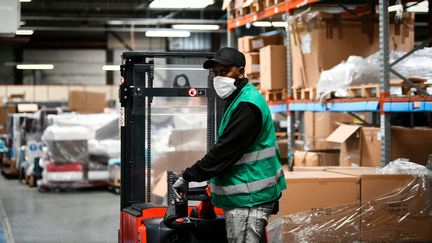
[213,76,237,99]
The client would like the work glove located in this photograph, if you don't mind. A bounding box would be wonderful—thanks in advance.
[173,176,188,199]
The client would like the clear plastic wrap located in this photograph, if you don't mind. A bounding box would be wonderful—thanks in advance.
[88,139,120,159]
[317,48,432,100]
[48,113,119,140]
[268,160,432,242]
[41,125,89,164]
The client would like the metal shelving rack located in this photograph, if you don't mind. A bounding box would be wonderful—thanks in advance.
[227,0,432,169]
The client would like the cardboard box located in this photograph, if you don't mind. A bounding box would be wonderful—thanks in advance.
[238,36,283,53]
[294,150,339,167]
[290,12,414,89]
[277,139,287,160]
[304,112,354,150]
[244,52,260,76]
[69,90,106,114]
[0,105,16,134]
[327,124,361,166]
[259,45,287,90]
[326,167,432,241]
[328,125,432,167]
[273,167,359,221]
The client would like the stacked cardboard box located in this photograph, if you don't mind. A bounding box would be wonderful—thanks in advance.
[272,167,432,241]
[327,124,432,167]
[290,12,414,89]
[238,35,284,86]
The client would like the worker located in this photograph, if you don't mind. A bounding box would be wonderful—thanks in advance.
[173,47,287,243]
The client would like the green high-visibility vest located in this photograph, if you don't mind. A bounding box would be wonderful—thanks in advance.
[209,83,287,209]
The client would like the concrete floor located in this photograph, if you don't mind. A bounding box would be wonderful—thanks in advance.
[0,176,119,243]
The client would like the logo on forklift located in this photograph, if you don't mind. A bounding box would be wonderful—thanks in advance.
[188,88,197,97]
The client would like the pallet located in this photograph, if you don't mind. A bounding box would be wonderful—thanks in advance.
[390,78,430,96]
[264,0,284,8]
[292,88,317,100]
[261,89,287,102]
[249,1,264,13]
[348,84,380,98]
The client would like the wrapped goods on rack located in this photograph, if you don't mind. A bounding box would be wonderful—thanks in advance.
[289,11,414,89]
[268,160,432,242]
[41,125,90,164]
[317,48,432,99]
[48,113,119,140]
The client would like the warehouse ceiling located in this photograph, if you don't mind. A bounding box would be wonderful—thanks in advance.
[7,0,226,48]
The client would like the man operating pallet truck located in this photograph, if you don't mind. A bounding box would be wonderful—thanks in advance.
[173,47,287,243]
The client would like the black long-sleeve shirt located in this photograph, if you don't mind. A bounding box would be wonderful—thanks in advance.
[182,79,262,182]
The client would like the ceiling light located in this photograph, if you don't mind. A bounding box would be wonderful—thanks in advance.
[406,1,428,13]
[272,22,288,28]
[19,0,32,2]
[20,21,26,26]
[102,65,120,71]
[252,21,272,27]
[16,30,34,35]
[145,30,190,38]
[172,24,220,30]
[16,64,54,70]
[149,0,214,9]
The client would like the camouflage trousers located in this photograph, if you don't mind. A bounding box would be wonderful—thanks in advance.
[224,202,274,243]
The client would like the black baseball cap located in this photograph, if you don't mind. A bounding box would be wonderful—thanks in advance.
[203,47,246,69]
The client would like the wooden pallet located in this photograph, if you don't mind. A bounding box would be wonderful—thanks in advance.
[348,84,380,98]
[292,88,317,100]
[390,78,430,96]
[264,0,284,8]
[249,1,264,13]
[261,89,287,102]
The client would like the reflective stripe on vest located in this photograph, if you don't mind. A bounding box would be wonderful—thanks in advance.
[210,167,284,196]
[234,146,277,166]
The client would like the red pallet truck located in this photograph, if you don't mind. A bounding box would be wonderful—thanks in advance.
[119,52,233,243]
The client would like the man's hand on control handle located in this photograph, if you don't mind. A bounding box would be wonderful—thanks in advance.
[173,177,188,199]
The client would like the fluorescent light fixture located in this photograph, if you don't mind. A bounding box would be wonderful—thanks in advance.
[145,30,190,38]
[149,0,213,9]
[407,1,428,13]
[252,21,272,27]
[16,30,34,35]
[272,22,288,28]
[172,24,220,30]
[102,65,120,71]
[20,0,32,2]
[16,64,54,70]
[20,21,26,26]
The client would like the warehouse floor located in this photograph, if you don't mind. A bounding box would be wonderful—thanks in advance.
[0,176,118,243]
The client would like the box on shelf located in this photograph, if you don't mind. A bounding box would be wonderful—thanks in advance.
[290,12,414,89]
[259,45,287,90]
[294,150,340,167]
[304,112,354,150]
[272,166,359,222]
[244,52,260,77]
[328,125,432,167]
[238,35,283,53]
[69,90,106,114]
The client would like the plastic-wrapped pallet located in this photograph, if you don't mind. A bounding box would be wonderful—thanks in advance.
[41,125,89,164]
[317,48,432,100]
[267,159,432,242]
